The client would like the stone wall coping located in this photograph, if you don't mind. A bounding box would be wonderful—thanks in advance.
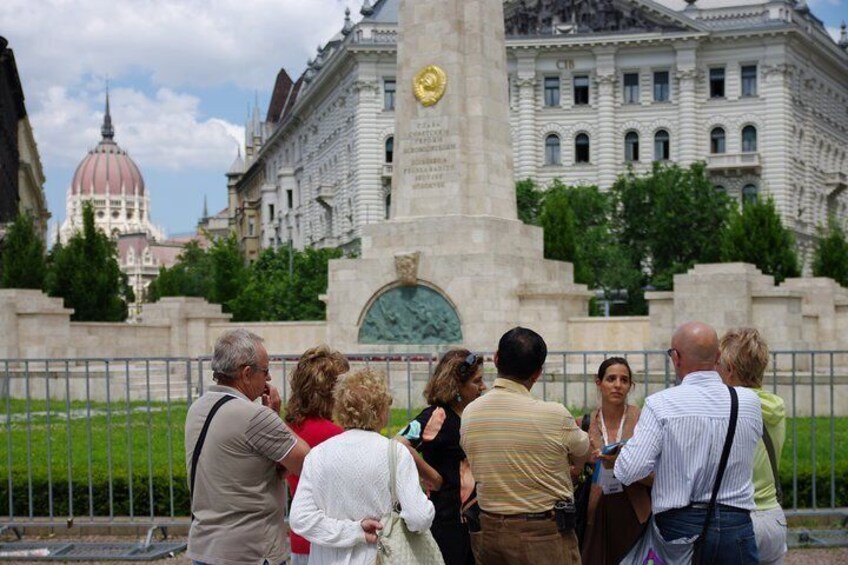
[751,288,805,299]
[644,291,674,300]
[568,316,650,323]
[208,321,327,328]
[516,283,593,299]
[69,322,171,329]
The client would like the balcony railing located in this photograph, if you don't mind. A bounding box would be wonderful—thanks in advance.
[706,152,761,173]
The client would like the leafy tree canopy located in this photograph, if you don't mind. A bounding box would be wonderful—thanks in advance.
[720,196,800,283]
[812,217,848,287]
[44,202,133,321]
[1,213,46,290]
[516,178,543,225]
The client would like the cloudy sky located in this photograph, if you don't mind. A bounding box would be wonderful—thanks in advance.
[1,0,846,237]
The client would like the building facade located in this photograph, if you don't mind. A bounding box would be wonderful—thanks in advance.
[0,36,49,246]
[229,0,848,267]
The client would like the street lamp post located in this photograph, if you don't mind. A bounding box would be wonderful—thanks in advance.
[287,225,293,278]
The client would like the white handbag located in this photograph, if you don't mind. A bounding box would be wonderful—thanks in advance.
[375,439,445,565]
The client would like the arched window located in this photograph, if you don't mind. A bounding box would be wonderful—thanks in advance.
[624,132,639,162]
[575,133,590,163]
[715,185,726,194]
[654,130,670,161]
[742,184,758,206]
[741,126,757,153]
[545,134,561,166]
[385,136,394,163]
[710,127,726,154]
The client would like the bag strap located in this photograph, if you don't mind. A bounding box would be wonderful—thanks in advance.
[695,386,738,563]
[388,438,400,507]
[190,395,236,509]
[762,424,783,505]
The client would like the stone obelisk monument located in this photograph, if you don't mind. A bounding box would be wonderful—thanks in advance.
[325,0,590,351]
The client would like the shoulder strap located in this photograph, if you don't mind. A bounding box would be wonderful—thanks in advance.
[695,386,738,563]
[762,424,783,504]
[190,395,237,504]
[388,438,400,506]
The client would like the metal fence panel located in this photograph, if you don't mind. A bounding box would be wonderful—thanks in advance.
[0,350,846,531]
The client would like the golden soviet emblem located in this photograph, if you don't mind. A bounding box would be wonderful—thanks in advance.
[413,65,447,107]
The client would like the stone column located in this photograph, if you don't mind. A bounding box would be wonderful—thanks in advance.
[514,51,538,180]
[675,43,698,165]
[762,45,792,224]
[594,47,617,189]
[353,60,384,229]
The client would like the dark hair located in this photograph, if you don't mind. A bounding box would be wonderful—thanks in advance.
[423,349,483,405]
[496,327,547,381]
[596,357,632,382]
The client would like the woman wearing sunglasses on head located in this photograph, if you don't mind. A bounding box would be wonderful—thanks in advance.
[397,349,487,565]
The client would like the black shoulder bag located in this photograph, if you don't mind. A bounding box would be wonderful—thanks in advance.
[693,386,739,565]
[189,395,236,519]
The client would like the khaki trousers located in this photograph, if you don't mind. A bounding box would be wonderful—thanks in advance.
[471,513,581,565]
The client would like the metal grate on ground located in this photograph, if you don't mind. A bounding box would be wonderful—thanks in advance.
[0,541,186,561]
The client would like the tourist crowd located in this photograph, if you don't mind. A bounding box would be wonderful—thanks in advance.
[184,322,786,565]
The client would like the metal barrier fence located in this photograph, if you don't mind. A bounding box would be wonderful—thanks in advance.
[1,350,846,533]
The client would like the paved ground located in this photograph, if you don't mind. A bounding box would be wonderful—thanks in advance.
[1,536,846,564]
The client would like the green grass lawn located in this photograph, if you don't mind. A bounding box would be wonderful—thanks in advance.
[1,400,846,517]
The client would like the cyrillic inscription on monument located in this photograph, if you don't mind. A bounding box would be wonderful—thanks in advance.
[402,117,457,190]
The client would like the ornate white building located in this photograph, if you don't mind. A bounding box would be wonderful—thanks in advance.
[60,95,187,318]
[230,0,848,267]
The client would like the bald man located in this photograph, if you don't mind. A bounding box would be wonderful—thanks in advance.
[614,321,762,564]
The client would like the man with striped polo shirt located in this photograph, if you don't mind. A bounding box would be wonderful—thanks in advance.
[615,321,762,564]
[461,327,590,564]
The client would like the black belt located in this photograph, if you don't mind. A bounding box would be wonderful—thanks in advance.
[687,503,749,514]
[481,509,555,521]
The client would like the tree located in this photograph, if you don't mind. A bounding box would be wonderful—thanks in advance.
[539,181,641,313]
[813,217,848,286]
[228,246,343,322]
[44,202,133,321]
[147,234,246,313]
[1,213,46,289]
[721,196,800,283]
[611,162,733,310]
[516,178,543,225]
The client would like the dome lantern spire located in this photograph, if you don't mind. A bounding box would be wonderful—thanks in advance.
[101,86,115,142]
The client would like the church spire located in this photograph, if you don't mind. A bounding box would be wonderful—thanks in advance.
[101,86,115,141]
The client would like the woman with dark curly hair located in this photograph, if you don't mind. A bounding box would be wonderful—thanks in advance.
[284,345,349,565]
[398,349,486,565]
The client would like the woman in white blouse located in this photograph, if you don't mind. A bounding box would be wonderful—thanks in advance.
[290,367,436,565]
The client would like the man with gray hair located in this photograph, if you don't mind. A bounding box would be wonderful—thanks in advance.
[185,328,309,565]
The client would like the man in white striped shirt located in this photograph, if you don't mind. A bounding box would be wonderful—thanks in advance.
[614,321,762,564]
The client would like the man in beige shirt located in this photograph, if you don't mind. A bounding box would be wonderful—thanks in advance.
[461,326,590,564]
[185,329,309,565]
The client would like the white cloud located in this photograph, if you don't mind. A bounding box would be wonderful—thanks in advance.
[2,0,361,93]
[31,86,244,171]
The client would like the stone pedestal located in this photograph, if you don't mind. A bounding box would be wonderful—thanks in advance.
[139,297,231,357]
[0,289,73,359]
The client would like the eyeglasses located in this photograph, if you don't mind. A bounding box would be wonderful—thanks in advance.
[250,365,270,376]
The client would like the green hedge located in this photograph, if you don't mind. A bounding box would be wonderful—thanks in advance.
[2,467,846,518]
[0,472,190,518]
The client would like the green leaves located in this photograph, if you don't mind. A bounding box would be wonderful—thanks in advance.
[148,237,341,322]
[44,202,131,321]
[720,196,800,284]
[0,212,46,289]
[812,217,848,286]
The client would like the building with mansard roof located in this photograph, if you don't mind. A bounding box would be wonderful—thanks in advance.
[229,0,848,268]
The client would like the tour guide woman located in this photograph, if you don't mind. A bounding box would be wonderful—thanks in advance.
[581,357,651,565]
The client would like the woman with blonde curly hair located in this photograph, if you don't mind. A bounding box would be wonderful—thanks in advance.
[398,349,486,565]
[290,368,435,565]
[719,327,787,565]
[284,345,349,565]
